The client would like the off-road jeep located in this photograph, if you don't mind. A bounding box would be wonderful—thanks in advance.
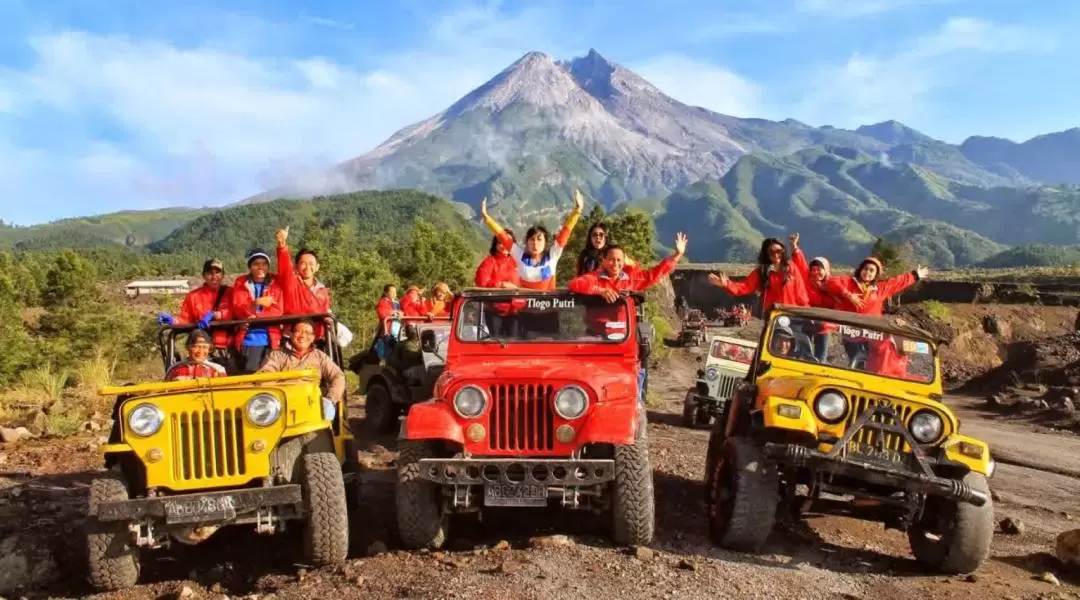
[682,334,757,428]
[704,305,995,574]
[85,313,356,591]
[394,289,655,548]
[353,316,451,434]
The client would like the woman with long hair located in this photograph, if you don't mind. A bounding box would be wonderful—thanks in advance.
[480,190,584,289]
[708,236,810,317]
[576,222,638,275]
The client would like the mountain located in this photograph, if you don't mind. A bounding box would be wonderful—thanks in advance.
[151,190,486,260]
[640,145,1080,268]
[247,49,1041,229]
[0,208,212,252]
[960,128,1080,185]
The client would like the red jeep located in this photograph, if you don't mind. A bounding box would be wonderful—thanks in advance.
[394,289,656,548]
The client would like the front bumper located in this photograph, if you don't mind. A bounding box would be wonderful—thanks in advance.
[760,401,989,507]
[418,458,616,507]
[93,485,304,525]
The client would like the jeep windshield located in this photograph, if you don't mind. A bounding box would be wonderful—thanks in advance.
[767,314,935,383]
[456,294,630,343]
[711,339,755,365]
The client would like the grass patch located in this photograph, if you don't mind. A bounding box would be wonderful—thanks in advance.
[44,403,84,437]
[923,300,951,321]
[21,365,69,402]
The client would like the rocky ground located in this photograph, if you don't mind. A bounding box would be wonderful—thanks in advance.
[4,323,1080,599]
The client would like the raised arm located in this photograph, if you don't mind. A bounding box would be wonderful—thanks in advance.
[629,232,687,291]
[878,266,927,298]
[553,189,585,249]
[275,226,296,295]
[789,233,808,279]
[713,268,762,297]
[480,197,516,254]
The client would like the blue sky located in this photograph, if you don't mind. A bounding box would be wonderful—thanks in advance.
[0,0,1075,225]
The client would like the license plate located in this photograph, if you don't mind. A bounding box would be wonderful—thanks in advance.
[163,495,238,524]
[846,441,905,466]
[484,483,547,507]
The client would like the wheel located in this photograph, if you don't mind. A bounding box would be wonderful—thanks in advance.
[611,409,655,546]
[907,472,994,574]
[86,468,140,591]
[365,382,398,434]
[681,392,697,428]
[703,414,728,505]
[299,451,350,566]
[395,440,447,549]
[707,438,778,552]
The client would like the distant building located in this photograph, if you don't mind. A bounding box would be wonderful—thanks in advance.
[125,279,191,298]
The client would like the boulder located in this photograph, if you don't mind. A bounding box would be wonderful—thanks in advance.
[1055,528,1080,567]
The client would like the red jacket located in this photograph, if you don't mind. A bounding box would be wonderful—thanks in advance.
[229,274,285,349]
[422,298,450,317]
[176,285,233,348]
[276,244,331,338]
[865,337,914,380]
[401,288,424,317]
[376,297,400,335]
[568,256,678,334]
[723,264,809,311]
[166,360,227,380]
[791,250,838,310]
[825,272,918,315]
[474,254,520,288]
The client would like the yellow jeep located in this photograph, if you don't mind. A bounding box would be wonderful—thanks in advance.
[704,305,995,574]
[85,314,356,591]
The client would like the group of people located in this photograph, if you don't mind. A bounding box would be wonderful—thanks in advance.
[708,233,930,376]
[155,226,344,402]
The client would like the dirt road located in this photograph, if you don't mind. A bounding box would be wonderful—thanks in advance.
[2,345,1080,599]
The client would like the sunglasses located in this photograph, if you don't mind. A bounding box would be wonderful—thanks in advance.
[591,232,606,238]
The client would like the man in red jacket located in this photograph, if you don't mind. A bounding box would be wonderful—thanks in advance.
[230,248,285,373]
[157,258,234,372]
[275,226,332,338]
[567,232,687,405]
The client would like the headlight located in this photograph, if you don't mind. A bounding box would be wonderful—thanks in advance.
[909,411,943,443]
[321,397,337,422]
[705,367,719,381]
[128,404,164,437]
[453,385,487,418]
[554,385,589,419]
[246,393,282,427]
[814,391,847,423]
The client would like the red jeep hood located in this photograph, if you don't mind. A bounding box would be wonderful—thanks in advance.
[444,357,636,390]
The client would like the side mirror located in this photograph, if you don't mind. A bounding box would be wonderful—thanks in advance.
[420,330,437,353]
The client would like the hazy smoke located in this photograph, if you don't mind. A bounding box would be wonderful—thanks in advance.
[879,151,892,167]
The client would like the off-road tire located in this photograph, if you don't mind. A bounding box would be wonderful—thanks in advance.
[681,392,697,428]
[703,414,728,505]
[365,383,397,434]
[299,451,350,566]
[612,411,655,546]
[86,469,140,591]
[395,440,447,549]
[708,437,778,552]
[907,472,994,574]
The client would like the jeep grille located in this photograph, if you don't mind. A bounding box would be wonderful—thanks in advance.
[844,396,920,453]
[718,374,741,399]
[487,384,556,452]
[172,409,247,480]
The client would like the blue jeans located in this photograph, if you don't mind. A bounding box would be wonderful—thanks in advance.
[812,332,830,363]
[637,367,647,405]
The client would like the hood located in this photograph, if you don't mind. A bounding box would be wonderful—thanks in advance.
[442,356,637,398]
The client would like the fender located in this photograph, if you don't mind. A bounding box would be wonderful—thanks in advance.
[575,401,640,446]
[401,400,464,444]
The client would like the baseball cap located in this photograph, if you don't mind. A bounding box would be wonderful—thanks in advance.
[246,248,271,266]
[202,258,224,274]
[187,329,213,347]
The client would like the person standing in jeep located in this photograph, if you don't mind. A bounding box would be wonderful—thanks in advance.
[707,237,809,319]
[230,248,284,373]
[275,226,332,338]
[157,257,235,372]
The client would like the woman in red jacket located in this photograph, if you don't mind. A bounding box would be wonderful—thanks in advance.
[708,237,809,318]
[474,232,522,337]
[423,282,451,317]
[790,233,840,362]
[825,257,929,316]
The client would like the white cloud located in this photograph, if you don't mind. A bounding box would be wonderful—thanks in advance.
[0,2,574,223]
[793,17,1056,127]
[633,55,765,118]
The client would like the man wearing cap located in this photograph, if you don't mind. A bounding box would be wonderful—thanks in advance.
[157,258,235,372]
[230,248,285,373]
[165,329,228,380]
